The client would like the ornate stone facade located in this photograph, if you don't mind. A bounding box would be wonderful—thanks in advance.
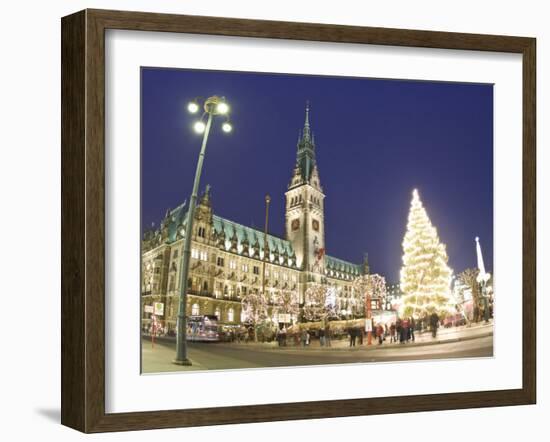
[141,105,369,330]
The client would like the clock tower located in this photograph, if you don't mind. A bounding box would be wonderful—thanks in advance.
[285,103,326,301]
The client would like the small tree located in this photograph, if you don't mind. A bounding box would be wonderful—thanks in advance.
[273,289,300,323]
[352,274,387,316]
[241,290,268,341]
[458,268,482,322]
[303,284,338,322]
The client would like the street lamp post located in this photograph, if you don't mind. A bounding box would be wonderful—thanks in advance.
[173,96,232,366]
[262,194,271,296]
[257,194,271,342]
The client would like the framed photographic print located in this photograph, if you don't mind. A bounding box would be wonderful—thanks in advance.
[61,9,536,433]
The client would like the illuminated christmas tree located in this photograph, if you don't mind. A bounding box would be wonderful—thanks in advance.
[400,189,453,318]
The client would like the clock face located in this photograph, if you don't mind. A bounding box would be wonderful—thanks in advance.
[312,219,319,231]
[291,219,300,231]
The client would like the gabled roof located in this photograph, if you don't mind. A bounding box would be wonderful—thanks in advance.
[166,201,188,243]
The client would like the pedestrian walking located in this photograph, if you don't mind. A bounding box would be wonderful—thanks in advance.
[396,318,404,344]
[402,317,410,343]
[377,324,384,345]
[319,327,325,347]
[410,317,416,342]
[349,327,357,347]
[325,323,332,347]
[430,312,440,338]
[301,328,308,347]
[390,322,397,343]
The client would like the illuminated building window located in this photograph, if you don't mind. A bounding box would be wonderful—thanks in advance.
[191,303,200,315]
[168,276,175,292]
[228,308,235,322]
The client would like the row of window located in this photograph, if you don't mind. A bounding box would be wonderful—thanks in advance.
[289,194,303,206]
[289,194,321,206]
[191,249,208,261]
[169,247,298,284]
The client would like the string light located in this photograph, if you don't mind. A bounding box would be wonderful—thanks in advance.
[400,189,453,318]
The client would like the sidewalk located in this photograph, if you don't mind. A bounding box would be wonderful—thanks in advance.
[141,340,207,373]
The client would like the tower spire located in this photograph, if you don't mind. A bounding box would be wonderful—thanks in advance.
[292,101,317,183]
[303,101,311,141]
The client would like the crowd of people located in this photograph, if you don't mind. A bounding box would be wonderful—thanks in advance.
[144,309,477,347]
[379,312,442,345]
[216,311,447,348]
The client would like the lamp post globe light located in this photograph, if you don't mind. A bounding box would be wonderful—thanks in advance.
[174,96,232,366]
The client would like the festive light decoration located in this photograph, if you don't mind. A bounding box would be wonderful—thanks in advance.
[400,189,453,318]
[303,284,339,321]
[351,274,387,313]
[272,289,300,319]
[241,291,269,341]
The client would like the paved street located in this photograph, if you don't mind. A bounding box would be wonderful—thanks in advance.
[142,324,493,373]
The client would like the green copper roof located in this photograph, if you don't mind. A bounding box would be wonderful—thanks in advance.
[148,199,297,267]
[325,255,362,275]
[166,201,187,243]
[212,215,295,257]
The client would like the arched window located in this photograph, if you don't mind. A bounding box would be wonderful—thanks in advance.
[228,308,235,322]
[202,281,208,292]
[187,278,193,289]
[215,307,221,320]
[168,276,175,292]
[191,303,200,315]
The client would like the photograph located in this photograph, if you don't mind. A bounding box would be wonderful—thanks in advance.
[140,67,494,373]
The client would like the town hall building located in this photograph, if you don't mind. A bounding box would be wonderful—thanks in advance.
[141,105,369,331]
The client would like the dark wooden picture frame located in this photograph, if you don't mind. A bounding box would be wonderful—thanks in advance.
[61,9,536,433]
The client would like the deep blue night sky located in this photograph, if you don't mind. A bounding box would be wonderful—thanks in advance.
[141,67,493,282]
